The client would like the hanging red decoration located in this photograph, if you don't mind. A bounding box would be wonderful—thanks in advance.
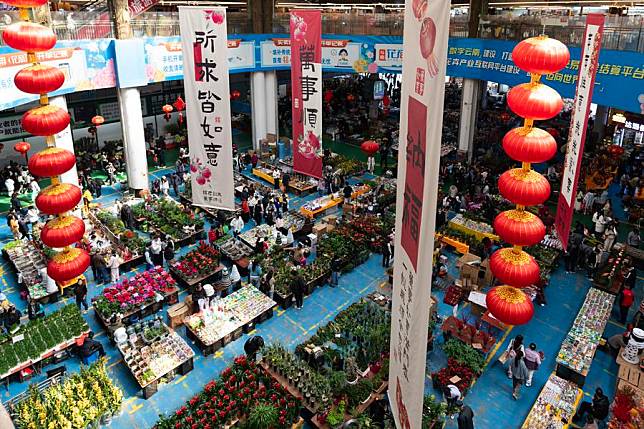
[324,89,333,103]
[2,0,49,6]
[14,63,65,95]
[490,248,540,288]
[360,140,380,156]
[28,147,76,178]
[173,96,186,112]
[91,115,105,126]
[486,286,534,325]
[347,94,356,102]
[40,216,86,249]
[47,247,90,282]
[21,105,70,136]
[512,36,570,76]
[2,21,57,52]
[230,89,241,100]
[502,127,558,164]
[162,104,173,121]
[14,141,31,155]
[507,83,563,121]
[36,183,82,215]
[382,95,391,107]
[498,169,551,206]
[493,210,546,247]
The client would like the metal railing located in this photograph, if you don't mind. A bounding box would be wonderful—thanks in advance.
[0,11,642,52]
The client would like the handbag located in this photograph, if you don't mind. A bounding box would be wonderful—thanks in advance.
[498,350,510,365]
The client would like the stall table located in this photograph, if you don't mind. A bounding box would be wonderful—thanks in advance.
[448,214,499,242]
[118,325,194,399]
[300,185,370,219]
[2,241,51,303]
[521,373,583,429]
[169,264,224,289]
[183,286,275,356]
[252,167,276,185]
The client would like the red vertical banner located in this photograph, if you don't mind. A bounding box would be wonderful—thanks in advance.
[555,14,604,249]
[290,10,323,179]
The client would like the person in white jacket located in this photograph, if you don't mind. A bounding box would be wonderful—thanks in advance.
[231,215,244,237]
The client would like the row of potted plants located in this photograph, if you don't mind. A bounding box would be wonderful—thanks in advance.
[13,359,123,429]
[171,241,221,282]
[93,267,177,320]
[441,315,496,353]
[132,199,204,240]
[0,305,88,376]
[95,210,147,256]
[155,355,301,429]
[347,215,392,252]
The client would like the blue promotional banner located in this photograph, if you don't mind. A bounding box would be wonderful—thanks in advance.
[0,34,643,113]
[113,39,147,88]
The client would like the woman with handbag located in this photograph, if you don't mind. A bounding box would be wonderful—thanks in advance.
[510,350,529,400]
[503,334,524,378]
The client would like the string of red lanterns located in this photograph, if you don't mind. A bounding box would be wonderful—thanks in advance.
[486,35,570,326]
[4,1,89,282]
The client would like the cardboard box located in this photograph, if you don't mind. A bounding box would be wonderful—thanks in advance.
[168,302,190,328]
[456,253,481,269]
[324,215,338,226]
[312,224,327,237]
[480,259,494,286]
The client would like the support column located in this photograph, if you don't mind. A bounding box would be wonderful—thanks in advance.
[50,96,79,186]
[594,104,609,140]
[458,79,480,163]
[117,87,149,191]
[251,71,267,152]
[265,70,278,138]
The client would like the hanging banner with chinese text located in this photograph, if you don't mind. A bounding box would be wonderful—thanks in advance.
[179,7,235,210]
[388,1,451,428]
[556,14,604,249]
[290,10,323,179]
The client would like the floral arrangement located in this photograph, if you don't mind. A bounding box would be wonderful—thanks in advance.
[171,241,220,281]
[14,359,123,429]
[96,210,146,256]
[441,316,496,353]
[156,355,301,429]
[93,267,176,319]
[132,199,204,239]
[326,153,363,177]
[349,216,391,252]
[431,358,475,394]
[0,305,88,376]
[609,385,643,429]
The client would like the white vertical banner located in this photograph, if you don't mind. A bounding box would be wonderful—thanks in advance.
[179,7,235,210]
[389,1,451,428]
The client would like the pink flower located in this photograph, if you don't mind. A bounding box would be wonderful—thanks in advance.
[204,10,225,25]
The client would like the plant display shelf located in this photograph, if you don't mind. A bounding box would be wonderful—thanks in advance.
[94,286,179,335]
[168,264,224,289]
[119,328,195,399]
[2,241,51,303]
[87,211,144,271]
[260,362,318,416]
[448,214,499,242]
[309,386,387,429]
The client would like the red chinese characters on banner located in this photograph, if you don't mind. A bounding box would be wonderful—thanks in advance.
[290,10,323,179]
[401,96,427,270]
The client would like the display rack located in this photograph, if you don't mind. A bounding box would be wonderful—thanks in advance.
[2,241,50,302]
[556,288,615,386]
[521,373,583,429]
[300,185,370,218]
[448,214,499,242]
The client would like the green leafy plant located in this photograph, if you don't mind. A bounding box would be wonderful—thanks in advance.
[442,339,485,374]
[245,403,279,429]
[326,400,346,427]
[422,394,447,428]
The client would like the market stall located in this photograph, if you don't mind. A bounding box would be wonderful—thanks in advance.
[118,319,194,399]
[93,267,180,334]
[521,373,583,429]
[252,163,277,185]
[131,198,205,246]
[300,185,370,219]
[288,174,317,195]
[179,194,240,224]
[169,242,224,289]
[0,305,90,386]
[448,214,500,242]
[215,236,254,275]
[556,287,615,387]
[2,240,50,303]
[183,286,275,356]
[89,210,146,270]
[593,248,629,295]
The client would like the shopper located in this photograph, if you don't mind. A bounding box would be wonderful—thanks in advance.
[203,283,215,307]
[510,350,529,400]
[456,400,474,429]
[27,297,44,320]
[505,334,525,378]
[74,278,89,312]
[603,221,617,251]
[591,210,608,239]
[606,329,630,357]
[524,343,542,387]
[230,265,242,292]
[192,283,205,313]
[627,228,640,247]
[382,240,393,267]
[249,260,262,288]
[160,176,170,196]
[330,255,341,287]
[3,306,21,332]
[291,267,305,309]
[272,168,281,190]
[79,331,106,358]
[91,251,109,284]
[618,285,635,325]
[107,251,121,283]
[443,384,461,409]
[573,388,610,424]
[106,162,116,185]
[243,335,264,361]
[163,235,175,266]
[231,215,244,238]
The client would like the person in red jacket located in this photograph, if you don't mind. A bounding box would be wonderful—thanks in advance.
[619,285,635,324]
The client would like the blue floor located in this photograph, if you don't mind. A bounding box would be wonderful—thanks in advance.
[0,165,641,429]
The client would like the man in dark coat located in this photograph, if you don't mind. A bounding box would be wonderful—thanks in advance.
[120,204,136,230]
[457,401,474,429]
[291,268,305,309]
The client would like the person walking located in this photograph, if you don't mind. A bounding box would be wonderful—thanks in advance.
[330,255,341,287]
[160,176,170,196]
[107,251,121,283]
[510,350,529,400]
[592,210,608,239]
[505,334,525,378]
[573,388,610,424]
[149,234,164,266]
[603,221,618,251]
[91,252,109,284]
[291,268,305,309]
[231,215,244,238]
[230,264,241,292]
[618,284,635,325]
[456,401,474,429]
[163,235,175,267]
[74,278,89,312]
[524,343,542,387]
[382,240,393,267]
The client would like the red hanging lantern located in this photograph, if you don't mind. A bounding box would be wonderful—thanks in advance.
[493,210,546,247]
[486,285,534,325]
[360,140,380,156]
[347,94,356,102]
[512,36,570,76]
[40,216,86,249]
[2,0,49,6]
[498,169,551,206]
[36,183,82,215]
[230,89,241,100]
[162,104,173,121]
[28,147,76,178]
[14,141,31,155]
[14,64,65,95]
[21,105,70,136]
[47,247,90,282]
[490,248,540,287]
[2,21,57,52]
[507,83,563,121]
[91,115,105,126]
[502,127,558,164]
